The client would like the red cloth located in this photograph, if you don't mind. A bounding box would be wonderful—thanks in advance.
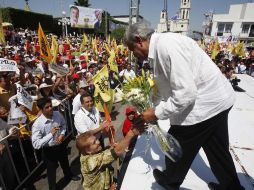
[81,63,87,69]
[72,73,80,79]
[63,43,70,52]
[122,118,133,137]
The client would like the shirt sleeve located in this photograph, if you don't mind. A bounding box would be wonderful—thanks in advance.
[32,121,53,149]
[57,112,67,135]
[154,39,197,120]
[72,96,81,115]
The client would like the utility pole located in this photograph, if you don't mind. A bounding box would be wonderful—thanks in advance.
[136,0,140,23]
[128,0,140,70]
[164,0,168,31]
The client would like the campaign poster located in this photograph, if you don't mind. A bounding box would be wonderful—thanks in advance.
[69,5,103,29]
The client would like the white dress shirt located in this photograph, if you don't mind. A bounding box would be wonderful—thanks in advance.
[72,93,81,115]
[74,107,101,136]
[149,32,235,125]
[32,111,66,149]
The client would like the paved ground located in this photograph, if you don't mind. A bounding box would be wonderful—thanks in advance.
[32,102,127,190]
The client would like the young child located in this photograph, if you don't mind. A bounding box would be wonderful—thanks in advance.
[76,118,145,190]
[122,106,137,137]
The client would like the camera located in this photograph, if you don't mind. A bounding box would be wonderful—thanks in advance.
[230,77,240,86]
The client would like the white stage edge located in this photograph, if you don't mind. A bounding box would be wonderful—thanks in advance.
[120,74,254,190]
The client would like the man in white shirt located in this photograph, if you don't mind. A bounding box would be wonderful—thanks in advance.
[124,22,244,190]
[32,98,80,190]
[74,93,109,142]
[72,80,90,115]
[119,63,136,83]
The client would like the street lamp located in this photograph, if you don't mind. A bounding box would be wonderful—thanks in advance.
[58,11,70,39]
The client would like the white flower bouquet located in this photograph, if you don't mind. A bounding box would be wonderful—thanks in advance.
[121,74,182,162]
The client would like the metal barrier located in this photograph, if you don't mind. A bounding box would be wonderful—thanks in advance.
[0,99,75,190]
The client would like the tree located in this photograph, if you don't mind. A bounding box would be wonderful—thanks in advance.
[73,0,91,7]
[111,27,126,42]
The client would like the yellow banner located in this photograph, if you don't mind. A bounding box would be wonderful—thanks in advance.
[211,40,220,60]
[51,34,58,64]
[80,33,88,53]
[93,66,114,112]
[38,23,52,64]
[108,50,118,73]
[0,14,5,45]
[233,41,245,57]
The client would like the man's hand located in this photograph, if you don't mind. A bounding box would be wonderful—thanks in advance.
[9,126,18,137]
[141,108,157,123]
[131,115,147,136]
[100,120,111,131]
[109,182,117,190]
[0,143,6,155]
[56,134,64,144]
[51,127,59,136]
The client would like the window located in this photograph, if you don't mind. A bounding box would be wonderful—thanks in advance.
[225,24,232,33]
[217,23,233,34]
[249,25,254,37]
[217,23,224,33]
[242,24,250,33]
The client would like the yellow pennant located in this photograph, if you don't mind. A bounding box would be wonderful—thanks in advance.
[80,33,88,53]
[108,50,118,73]
[0,14,5,45]
[38,23,52,64]
[51,34,58,64]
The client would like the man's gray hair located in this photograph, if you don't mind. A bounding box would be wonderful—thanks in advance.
[124,21,155,46]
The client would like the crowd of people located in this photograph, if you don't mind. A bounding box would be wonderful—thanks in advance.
[0,21,253,190]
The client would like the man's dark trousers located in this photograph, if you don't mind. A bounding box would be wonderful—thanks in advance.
[163,107,243,190]
[42,143,72,190]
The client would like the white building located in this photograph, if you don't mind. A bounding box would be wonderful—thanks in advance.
[211,2,254,42]
[112,15,144,24]
[157,10,168,33]
[157,0,191,35]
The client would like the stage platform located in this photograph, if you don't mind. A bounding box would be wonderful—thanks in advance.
[118,74,254,190]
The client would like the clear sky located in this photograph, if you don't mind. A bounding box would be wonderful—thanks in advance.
[1,0,253,31]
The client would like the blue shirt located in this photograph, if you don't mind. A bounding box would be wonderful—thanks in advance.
[32,111,66,149]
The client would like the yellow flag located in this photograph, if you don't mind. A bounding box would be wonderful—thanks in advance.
[38,23,52,63]
[107,34,111,45]
[113,38,118,53]
[108,50,118,73]
[104,42,111,55]
[0,14,5,45]
[93,66,112,112]
[80,33,88,53]
[51,35,58,64]
[227,42,234,53]
[234,41,245,57]
[211,40,220,60]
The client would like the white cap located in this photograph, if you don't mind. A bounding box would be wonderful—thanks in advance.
[79,80,89,88]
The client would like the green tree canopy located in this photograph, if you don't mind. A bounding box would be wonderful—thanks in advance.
[73,0,90,7]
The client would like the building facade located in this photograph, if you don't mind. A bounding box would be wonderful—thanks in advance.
[211,3,254,42]
[157,0,191,35]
